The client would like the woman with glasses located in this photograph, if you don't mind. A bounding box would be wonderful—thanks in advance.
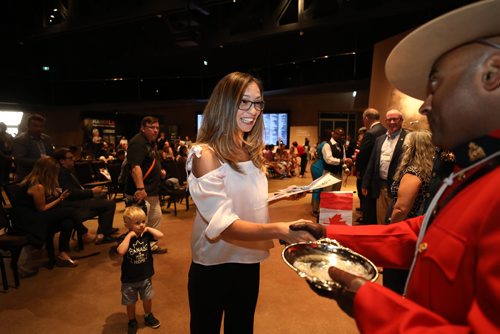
[186,72,317,334]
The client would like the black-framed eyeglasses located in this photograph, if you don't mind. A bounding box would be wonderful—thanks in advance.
[239,99,265,111]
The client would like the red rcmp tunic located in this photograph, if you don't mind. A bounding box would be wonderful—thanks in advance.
[326,133,500,333]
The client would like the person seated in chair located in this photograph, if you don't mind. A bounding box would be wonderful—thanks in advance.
[14,156,94,268]
[53,148,119,244]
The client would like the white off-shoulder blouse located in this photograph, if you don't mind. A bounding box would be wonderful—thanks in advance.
[187,145,274,265]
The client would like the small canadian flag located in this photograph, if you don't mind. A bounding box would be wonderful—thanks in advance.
[319,191,353,226]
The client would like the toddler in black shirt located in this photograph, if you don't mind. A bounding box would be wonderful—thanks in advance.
[117,206,164,334]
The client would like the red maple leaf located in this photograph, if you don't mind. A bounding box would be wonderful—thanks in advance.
[328,214,346,225]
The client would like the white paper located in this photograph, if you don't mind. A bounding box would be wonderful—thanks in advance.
[267,173,341,202]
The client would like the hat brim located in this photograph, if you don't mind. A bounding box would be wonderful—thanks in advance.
[385,0,500,100]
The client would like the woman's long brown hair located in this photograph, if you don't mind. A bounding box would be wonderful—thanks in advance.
[20,156,61,198]
[196,72,266,173]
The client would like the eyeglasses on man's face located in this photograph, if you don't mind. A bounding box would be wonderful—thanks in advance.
[145,125,160,131]
[239,99,265,111]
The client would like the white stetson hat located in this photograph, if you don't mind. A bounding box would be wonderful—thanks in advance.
[385,0,500,100]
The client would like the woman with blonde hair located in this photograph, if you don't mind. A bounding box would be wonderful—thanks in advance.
[385,130,435,293]
[390,130,435,223]
[14,156,95,267]
[187,72,316,333]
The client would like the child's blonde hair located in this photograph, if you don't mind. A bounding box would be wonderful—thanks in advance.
[123,206,147,227]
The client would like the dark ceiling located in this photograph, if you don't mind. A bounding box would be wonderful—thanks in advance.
[1,0,475,105]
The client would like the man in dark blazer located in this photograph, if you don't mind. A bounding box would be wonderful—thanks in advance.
[53,148,118,244]
[354,108,386,225]
[12,114,54,180]
[362,109,407,225]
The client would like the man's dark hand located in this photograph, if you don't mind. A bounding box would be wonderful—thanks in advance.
[289,222,325,240]
[327,267,366,317]
[304,266,366,318]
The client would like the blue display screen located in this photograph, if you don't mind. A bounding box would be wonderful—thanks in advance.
[197,112,289,146]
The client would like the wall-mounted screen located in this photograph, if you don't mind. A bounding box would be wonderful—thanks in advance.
[197,111,289,146]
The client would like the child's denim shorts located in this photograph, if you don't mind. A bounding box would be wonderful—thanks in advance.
[121,277,153,305]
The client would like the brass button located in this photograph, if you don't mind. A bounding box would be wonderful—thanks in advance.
[418,242,428,253]
[457,173,466,182]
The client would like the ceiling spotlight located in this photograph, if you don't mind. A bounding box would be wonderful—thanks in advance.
[352,91,357,97]
[53,8,58,12]
[42,66,50,71]
[203,60,208,66]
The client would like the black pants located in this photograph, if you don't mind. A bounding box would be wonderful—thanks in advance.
[14,206,82,252]
[63,198,116,234]
[356,177,364,210]
[299,154,307,176]
[188,262,260,334]
[362,196,377,225]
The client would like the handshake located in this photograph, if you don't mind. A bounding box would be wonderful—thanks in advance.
[289,221,326,239]
[287,221,365,317]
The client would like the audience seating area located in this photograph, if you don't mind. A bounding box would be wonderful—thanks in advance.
[0,203,28,291]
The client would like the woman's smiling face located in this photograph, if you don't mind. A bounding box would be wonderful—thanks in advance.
[236,81,262,134]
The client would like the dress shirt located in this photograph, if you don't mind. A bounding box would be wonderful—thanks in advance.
[322,138,343,166]
[379,129,401,180]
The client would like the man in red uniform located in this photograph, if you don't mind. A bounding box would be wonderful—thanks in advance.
[291,0,500,332]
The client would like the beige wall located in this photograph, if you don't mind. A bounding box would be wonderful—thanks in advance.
[370,30,429,131]
[290,126,317,150]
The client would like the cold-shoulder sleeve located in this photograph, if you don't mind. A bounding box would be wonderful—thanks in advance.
[187,145,240,240]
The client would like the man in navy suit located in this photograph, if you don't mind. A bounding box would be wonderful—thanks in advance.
[362,109,407,225]
[354,108,386,225]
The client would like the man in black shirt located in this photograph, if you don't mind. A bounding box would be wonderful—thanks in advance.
[126,116,167,254]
